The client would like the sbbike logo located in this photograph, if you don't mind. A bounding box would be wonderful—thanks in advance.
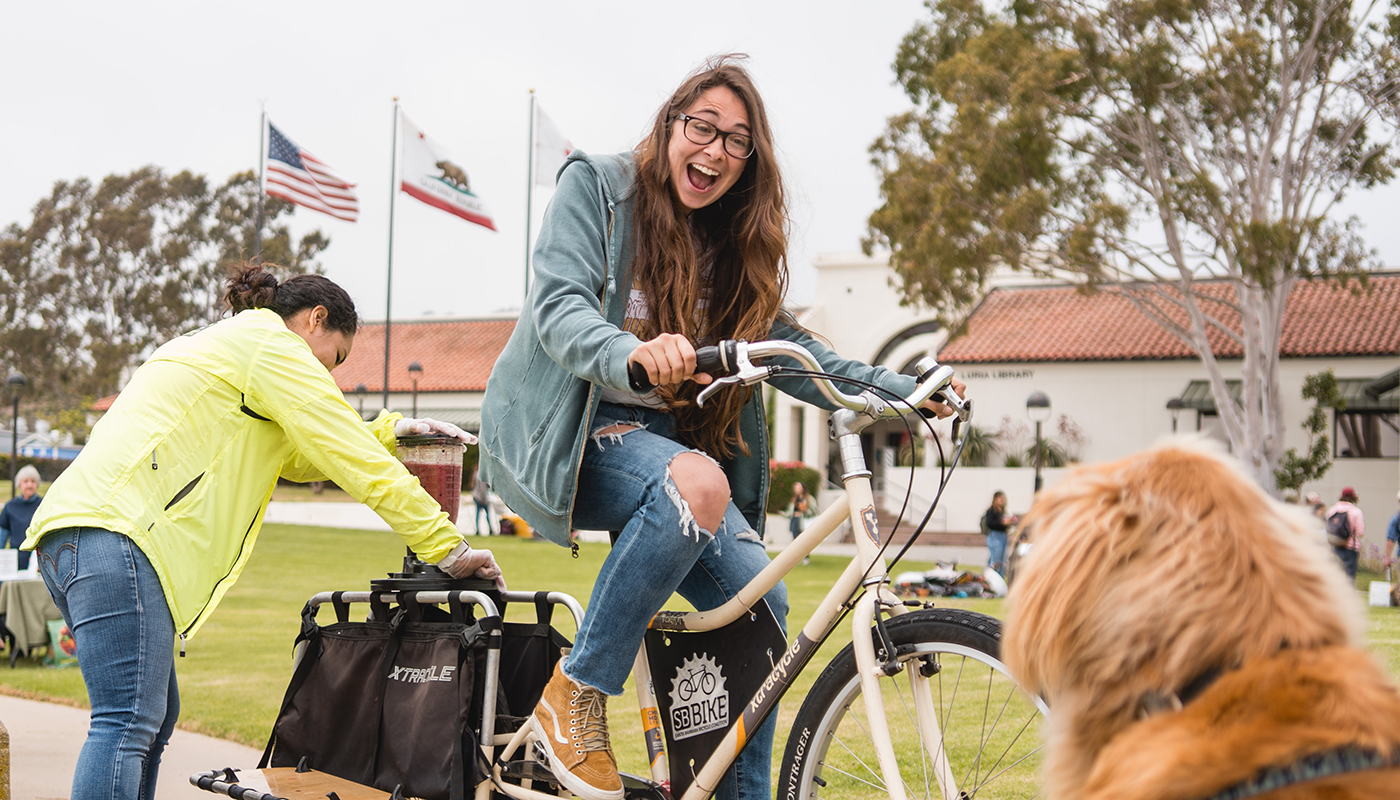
[388,664,457,684]
[668,654,728,740]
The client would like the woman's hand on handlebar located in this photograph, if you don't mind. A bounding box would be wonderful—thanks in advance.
[920,376,967,419]
[628,333,714,389]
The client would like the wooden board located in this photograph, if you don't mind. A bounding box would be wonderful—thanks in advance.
[199,768,394,799]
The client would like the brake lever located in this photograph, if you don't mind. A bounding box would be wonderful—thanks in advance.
[950,398,973,448]
[697,374,745,407]
[696,342,774,407]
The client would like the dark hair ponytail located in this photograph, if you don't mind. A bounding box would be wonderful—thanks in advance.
[224,262,360,335]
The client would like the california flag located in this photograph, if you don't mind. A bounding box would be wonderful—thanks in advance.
[399,110,496,231]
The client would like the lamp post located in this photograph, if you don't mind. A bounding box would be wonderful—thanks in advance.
[8,372,26,499]
[1026,391,1052,494]
[355,383,368,421]
[1166,397,1185,433]
[408,362,422,419]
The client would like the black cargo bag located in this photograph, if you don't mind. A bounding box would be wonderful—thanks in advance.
[261,592,492,800]
[495,592,572,721]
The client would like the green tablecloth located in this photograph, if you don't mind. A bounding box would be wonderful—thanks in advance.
[0,578,62,654]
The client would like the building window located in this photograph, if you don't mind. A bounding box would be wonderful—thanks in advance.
[1335,411,1399,458]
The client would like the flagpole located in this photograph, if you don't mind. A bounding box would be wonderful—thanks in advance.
[254,105,266,264]
[383,99,400,412]
[524,89,536,303]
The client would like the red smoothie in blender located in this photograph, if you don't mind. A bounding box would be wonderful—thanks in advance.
[395,434,465,523]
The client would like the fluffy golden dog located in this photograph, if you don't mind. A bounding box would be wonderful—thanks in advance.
[1005,440,1400,799]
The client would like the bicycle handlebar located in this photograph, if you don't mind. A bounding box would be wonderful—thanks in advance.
[627,338,970,429]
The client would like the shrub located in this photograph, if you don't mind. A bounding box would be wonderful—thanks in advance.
[0,454,73,485]
[767,460,820,515]
[1360,541,1385,575]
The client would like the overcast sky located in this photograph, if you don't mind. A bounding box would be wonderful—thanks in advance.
[4,1,1397,323]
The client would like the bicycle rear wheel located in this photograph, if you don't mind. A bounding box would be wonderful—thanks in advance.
[779,608,1046,800]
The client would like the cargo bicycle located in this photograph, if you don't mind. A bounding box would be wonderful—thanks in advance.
[192,338,1048,800]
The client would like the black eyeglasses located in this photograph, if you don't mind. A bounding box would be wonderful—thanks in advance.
[676,114,755,159]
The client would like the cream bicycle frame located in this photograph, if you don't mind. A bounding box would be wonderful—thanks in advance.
[491,341,970,800]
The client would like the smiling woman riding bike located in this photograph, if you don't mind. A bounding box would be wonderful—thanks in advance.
[478,55,963,800]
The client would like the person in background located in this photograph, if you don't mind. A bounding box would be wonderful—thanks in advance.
[471,465,494,535]
[1383,490,1400,570]
[1,465,43,570]
[23,263,504,800]
[984,491,1017,576]
[788,481,811,539]
[1326,486,1365,583]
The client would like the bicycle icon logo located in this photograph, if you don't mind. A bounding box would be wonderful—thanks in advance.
[669,653,729,740]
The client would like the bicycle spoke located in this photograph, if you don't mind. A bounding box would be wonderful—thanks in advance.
[831,707,886,790]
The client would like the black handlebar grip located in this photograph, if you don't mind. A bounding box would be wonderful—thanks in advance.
[628,361,655,393]
[695,345,725,376]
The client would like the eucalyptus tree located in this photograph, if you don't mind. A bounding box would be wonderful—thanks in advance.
[0,167,327,419]
[868,0,1399,491]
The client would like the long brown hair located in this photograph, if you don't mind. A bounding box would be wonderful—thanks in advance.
[632,54,789,458]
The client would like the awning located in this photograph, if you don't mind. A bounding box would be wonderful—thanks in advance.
[1340,375,1399,412]
[1174,373,1399,414]
[1176,380,1241,413]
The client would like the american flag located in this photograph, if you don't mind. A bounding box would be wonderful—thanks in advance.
[265,122,359,222]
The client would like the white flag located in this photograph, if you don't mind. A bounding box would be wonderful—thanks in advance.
[533,104,574,188]
[399,110,496,231]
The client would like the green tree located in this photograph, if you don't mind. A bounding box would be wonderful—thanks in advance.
[0,167,328,421]
[868,0,1399,492]
[1274,369,1345,496]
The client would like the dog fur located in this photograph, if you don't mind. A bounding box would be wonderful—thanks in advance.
[1004,439,1400,799]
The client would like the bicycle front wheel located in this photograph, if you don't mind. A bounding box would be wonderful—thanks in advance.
[779,608,1046,800]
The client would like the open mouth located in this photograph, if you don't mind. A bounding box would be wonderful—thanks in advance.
[687,163,718,192]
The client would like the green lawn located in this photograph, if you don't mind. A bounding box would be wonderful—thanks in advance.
[3,522,1399,787]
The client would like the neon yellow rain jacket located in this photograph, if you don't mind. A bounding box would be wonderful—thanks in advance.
[24,309,463,640]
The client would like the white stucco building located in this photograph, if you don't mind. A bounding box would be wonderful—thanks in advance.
[775,253,1400,551]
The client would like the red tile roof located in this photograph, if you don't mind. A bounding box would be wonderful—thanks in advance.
[939,274,1400,363]
[93,394,118,412]
[332,318,517,393]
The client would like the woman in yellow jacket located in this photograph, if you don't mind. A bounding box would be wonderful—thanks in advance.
[23,264,502,800]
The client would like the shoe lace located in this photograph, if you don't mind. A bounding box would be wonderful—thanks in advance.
[574,685,613,755]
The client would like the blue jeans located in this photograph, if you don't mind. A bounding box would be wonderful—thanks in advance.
[986,530,1008,574]
[569,402,788,800]
[473,500,493,534]
[36,528,180,800]
[1334,545,1359,583]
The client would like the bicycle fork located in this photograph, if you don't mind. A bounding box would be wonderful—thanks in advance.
[835,406,962,800]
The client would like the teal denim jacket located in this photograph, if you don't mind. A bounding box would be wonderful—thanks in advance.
[478,151,916,546]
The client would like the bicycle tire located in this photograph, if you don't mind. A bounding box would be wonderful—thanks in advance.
[779,608,1047,800]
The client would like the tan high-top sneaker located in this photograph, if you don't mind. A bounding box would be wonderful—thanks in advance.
[529,662,624,800]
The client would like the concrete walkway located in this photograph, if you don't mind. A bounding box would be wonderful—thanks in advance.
[0,694,260,799]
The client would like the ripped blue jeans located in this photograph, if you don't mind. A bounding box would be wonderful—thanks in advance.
[568,402,787,800]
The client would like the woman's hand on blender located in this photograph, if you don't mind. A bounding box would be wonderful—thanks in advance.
[436,541,506,590]
[395,417,477,445]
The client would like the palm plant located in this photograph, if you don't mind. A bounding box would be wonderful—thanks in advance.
[1024,438,1068,469]
[956,425,999,467]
